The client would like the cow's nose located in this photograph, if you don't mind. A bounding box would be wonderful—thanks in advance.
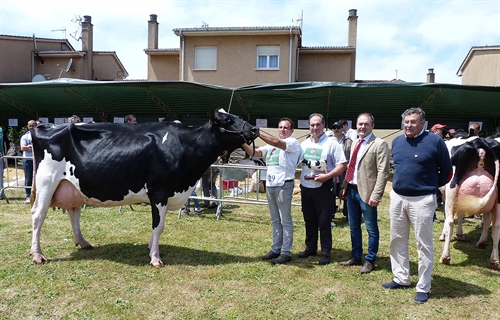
[251,127,259,136]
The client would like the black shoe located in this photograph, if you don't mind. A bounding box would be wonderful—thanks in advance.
[382,280,411,289]
[262,251,280,261]
[272,254,292,265]
[298,250,317,258]
[208,202,218,209]
[319,255,331,265]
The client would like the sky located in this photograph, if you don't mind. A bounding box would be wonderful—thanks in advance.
[1,0,499,84]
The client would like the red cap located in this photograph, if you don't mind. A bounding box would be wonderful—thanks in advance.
[430,124,447,132]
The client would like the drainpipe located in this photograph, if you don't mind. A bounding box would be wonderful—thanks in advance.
[289,27,293,83]
[180,30,185,81]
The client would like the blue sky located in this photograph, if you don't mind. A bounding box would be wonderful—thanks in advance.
[1,0,499,84]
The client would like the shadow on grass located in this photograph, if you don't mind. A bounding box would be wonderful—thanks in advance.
[62,243,258,266]
[431,274,492,299]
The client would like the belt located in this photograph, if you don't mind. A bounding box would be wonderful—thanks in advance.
[349,183,358,190]
[285,179,294,182]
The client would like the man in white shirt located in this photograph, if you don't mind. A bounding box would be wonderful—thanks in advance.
[20,120,37,204]
[299,113,347,265]
[242,117,301,264]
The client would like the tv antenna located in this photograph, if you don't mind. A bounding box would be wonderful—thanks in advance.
[70,15,83,41]
[51,28,67,39]
[201,21,209,28]
[293,10,303,30]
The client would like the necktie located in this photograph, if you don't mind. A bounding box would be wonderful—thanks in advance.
[345,139,364,183]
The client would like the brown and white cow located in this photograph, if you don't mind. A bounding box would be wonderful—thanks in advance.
[439,136,500,269]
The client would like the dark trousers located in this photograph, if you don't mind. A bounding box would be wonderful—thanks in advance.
[23,159,33,198]
[300,180,334,256]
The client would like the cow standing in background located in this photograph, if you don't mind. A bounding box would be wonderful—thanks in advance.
[29,109,259,268]
[439,136,500,270]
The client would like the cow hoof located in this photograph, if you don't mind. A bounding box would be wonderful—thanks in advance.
[151,261,164,269]
[488,261,500,270]
[32,254,48,265]
[439,256,451,265]
[455,234,465,241]
[475,242,487,249]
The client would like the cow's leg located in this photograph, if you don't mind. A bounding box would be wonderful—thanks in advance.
[67,206,93,249]
[148,202,167,268]
[455,217,465,241]
[440,186,456,265]
[489,205,500,269]
[30,181,59,264]
[474,212,490,249]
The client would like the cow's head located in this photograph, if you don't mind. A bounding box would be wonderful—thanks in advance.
[208,108,259,162]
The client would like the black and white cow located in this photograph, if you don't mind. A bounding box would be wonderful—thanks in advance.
[29,109,258,268]
[439,136,500,270]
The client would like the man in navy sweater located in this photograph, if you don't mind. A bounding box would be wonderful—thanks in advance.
[382,107,452,304]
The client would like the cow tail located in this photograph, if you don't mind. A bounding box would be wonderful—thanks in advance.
[476,158,500,210]
[29,153,37,205]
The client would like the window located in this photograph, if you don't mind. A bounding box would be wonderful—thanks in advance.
[194,46,217,70]
[257,46,279,69]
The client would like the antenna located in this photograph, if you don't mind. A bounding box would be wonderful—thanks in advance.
[294,10,303,30]
[201,21,209,28]
[70,15,83,41]
[51,28,67,39]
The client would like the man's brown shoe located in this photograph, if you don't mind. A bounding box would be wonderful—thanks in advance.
[338,257,362,267]
[358,261,374,274]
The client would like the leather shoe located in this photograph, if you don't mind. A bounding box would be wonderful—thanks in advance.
[338,257,362,267]
[319,255,331,265]
[382,280,411,289]
[298,250,317,258]
[272,254,292,265]
[262,251,280,261]
[358,261,374,274]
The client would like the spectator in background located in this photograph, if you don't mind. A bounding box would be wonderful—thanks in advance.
[68,115,81,124]
[0,126,5,200]
[125,114,137,124]
[21,120,37,204]
[201,159,220,209]
[331,121,353,224]
[430,123,447,139]
[182,188,203,215]
[469,122,481,136]
[338,119,358,141]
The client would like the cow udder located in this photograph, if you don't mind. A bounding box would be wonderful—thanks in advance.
[456,168,496,213]
[51,180,86,209]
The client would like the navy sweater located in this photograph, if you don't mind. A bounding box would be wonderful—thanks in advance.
[392,131,452,196]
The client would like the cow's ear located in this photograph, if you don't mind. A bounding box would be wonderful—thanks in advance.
[208,112,218,126]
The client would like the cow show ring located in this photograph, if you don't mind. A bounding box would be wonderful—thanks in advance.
[2,120,500,271]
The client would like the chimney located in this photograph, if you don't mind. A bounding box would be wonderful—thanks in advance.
[148,14,159,49]
[81,15,94,80]
[427,68,435,83]
[347,9,358,47]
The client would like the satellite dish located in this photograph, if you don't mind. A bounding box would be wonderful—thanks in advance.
[32,74,47,82]
[65,58,73,72]
[57,58,73,78]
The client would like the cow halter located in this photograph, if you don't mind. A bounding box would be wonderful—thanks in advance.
[219,121,253,144]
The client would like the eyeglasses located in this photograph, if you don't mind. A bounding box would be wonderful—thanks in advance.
[333,127,341,130]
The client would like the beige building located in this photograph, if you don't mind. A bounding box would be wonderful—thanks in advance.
[0,16,128,83]
[457,45,500,86]
[145,10,358,87]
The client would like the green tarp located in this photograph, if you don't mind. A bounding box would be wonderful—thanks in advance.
[1,79,500,130]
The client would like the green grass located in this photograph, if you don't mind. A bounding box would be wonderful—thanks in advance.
[1,187,500,319]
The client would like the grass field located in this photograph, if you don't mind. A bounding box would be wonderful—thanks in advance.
[1,184,499,319]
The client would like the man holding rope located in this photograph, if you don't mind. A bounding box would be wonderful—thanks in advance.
[242,117,301,264]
